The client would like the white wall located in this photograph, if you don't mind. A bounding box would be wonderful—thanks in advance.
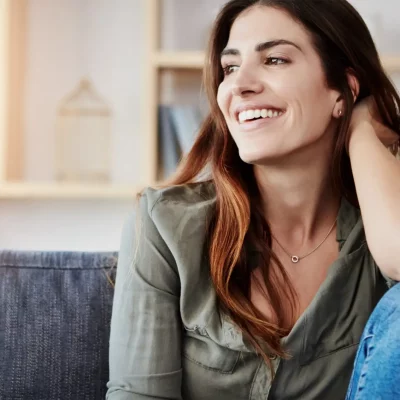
[349,0,400,54]
[0,199,134,251]
[0,0,399,252]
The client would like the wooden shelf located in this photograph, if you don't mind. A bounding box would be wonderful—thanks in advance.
[153,51,205,69]
[0,182,144,199]
[382,56,400,72]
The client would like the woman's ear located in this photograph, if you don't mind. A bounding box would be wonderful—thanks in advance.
[346,68,360,103]
[333,94,344,119]
[333,69,360,119]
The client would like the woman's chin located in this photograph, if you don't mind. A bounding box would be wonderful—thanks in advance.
[238,149,278,165]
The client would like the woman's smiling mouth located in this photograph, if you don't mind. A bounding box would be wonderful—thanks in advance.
[236,108,286,132]
[238,108,284,123]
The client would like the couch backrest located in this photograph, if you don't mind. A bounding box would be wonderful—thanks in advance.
[0,250,117,400]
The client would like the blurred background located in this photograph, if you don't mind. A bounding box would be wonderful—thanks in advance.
[0,0,399,251]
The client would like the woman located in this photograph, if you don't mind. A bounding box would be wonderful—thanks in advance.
[107,1,400,399]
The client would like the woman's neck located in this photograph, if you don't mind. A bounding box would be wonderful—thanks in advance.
[254,160,340,244]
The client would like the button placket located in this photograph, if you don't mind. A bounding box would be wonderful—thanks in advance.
[249,357,281,400]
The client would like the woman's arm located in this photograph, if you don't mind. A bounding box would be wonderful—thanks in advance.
[349,103,400,281]
[106,193,182,400]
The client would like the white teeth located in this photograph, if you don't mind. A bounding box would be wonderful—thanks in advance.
[246,110,255,120]
[238,108,284,123]
[239,112,246,123]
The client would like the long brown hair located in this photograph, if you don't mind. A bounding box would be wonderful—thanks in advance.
[154,0,400,370]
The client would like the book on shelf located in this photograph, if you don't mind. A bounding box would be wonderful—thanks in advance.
[158,104,203,179]
[158,105,181,179]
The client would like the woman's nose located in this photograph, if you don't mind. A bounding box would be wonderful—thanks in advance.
[231,67,264,97]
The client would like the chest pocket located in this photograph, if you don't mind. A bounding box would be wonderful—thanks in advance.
[182,331,241,374]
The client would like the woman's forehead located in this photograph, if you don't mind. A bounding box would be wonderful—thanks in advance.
[226,6,310,50]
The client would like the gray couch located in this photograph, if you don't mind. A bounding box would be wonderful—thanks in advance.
[0,250,117,400]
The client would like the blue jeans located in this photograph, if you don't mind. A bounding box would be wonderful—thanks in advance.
[346,283,400,400]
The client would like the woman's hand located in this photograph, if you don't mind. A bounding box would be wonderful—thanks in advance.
[348,96,399,152]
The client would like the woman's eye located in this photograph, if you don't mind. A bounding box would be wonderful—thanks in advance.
[222,58,288,76]
[222,65,239,76]
[265,57,288,65]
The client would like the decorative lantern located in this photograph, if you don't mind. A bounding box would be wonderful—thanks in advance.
[55,78,111,182]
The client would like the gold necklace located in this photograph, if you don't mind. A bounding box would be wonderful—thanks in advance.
[271,217,338,263]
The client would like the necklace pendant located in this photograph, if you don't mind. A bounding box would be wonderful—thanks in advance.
[291,255,300,263]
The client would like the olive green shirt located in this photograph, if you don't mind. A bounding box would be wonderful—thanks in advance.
[106,182,396,400]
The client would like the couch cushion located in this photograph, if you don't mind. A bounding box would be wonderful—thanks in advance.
[0,250,117,400]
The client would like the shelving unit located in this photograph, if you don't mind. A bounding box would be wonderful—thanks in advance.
[0,0,145,200]
[143,0,208,184]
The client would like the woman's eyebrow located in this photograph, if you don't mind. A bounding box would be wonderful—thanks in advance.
[220,39,303,58]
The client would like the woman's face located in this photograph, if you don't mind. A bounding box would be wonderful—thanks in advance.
[217,6,342,165]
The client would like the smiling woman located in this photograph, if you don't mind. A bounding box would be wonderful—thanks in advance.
[217,6,341,164]
[107,1,400,400]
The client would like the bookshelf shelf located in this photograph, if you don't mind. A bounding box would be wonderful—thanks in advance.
[382,56,400,72]
[153,51,205,69]
[0,182,143,199]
